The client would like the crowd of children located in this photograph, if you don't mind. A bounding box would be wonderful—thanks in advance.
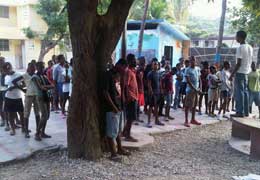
[0,55,73,141]
[104,47,258,159]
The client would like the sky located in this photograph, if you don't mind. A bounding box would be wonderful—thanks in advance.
[190,0,242,20]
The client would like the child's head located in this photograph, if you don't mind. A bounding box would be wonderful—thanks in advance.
[209,66,216,74]
[176,63,181,70]
[48,60,53,68]
[36,62,45,73]
[202,61,209,69]
[223,61,230,70]
[127,53,136,68]
[3,62,13,75]
[151,60,159,71]
[165,65,171,72]
[184,59,190,67]
[27,63,36,74]
[189,56,196,67]
[236,30,247,43]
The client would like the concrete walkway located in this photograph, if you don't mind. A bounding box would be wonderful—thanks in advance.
[0,107,234,165]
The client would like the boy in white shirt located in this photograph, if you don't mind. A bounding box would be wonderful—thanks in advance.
[230,31,253,117]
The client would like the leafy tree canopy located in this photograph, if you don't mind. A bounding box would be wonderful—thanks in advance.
[230,0,260,45]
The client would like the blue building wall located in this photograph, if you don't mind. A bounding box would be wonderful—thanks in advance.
[115,29,159,62]
[158,27,183,67]
[115,28,184,66]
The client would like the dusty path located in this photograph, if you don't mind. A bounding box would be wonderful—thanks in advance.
[0,121,259,180]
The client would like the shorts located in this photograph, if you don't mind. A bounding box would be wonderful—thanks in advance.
[208,88,219,102]
[4,98,24,112]
[185,90,197,108]
[63,92,70,99]
[165,94,172,106]
[180,82,187,95]
[24,96,40,119]
[249,91,260,106]
[125,100,137,121]
[148,94,160,107]
[105,111,124,139]
[138,93,145,106]
[220,90,231,98]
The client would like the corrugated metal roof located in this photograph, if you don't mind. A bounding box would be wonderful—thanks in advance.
[127,19,190,41]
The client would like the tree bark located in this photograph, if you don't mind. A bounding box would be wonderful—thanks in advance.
[67,0,134,160]
[121,22,127,59]
[137,0,149,57]
[216,0,227,55]
[37,35,64,62]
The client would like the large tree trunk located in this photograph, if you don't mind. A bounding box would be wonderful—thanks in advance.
[67,0,134,160]
[216,0,227,55]
[121,22,127,59]
[137,0,149,57]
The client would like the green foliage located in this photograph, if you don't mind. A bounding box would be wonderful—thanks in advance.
[23,27,37,39]
[24,0,68,42]
[230,3,260,45]
[129,0,174,22]
[97,0,111,15]
[185,17,234,38]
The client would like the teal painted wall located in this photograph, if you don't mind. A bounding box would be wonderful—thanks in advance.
[115,28,183,66]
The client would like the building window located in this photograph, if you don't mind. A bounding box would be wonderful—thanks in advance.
[192,40,199,47]
[205,40,209,47]
[0,6,9,18]
[0,39,10,51]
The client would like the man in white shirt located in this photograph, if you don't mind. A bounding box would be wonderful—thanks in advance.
[230,31,253,117]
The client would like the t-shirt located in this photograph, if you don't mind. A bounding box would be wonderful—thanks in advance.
[185,67,200,93]
[62,68,72,93]
[136,67,144,94]
[207,74,219,89]
[181,68,188,83]
[236,44,253,74]
[147,70,161,95]
[32,74,50,97]
[53,64,64,83]
[5,72,23,99]
[23,73,38,96]
[104,70,122,112]
[175,70,182,86]
[162,72,173,93]
[219,70,231,91]
[248,70,260,92]
[126,68,138,101]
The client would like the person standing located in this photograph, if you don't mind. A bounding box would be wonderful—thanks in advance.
[123,54,138,142]
[173,63,183,109]
[230,31,253,117]
[33,62,54,141]
[184,57,202,127]
[248,62,260,118]
[13,63,40,138]
[198,61,209,115]
[161,65,174,121]
[217,61,232,120]
[136,57,146,123]
[147,60,165,128]
[180,60,190,107]
[61,62,71,116]
[207,66,221,117]
[104,68,130,160]
[3,62,24,136]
